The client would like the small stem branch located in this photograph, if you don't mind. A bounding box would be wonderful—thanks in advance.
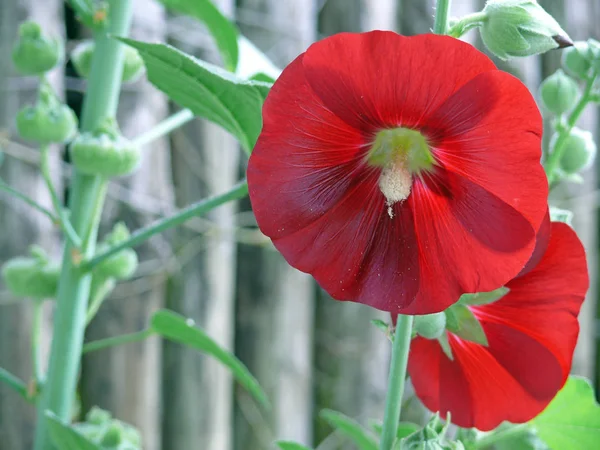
[0,178,57,221]
[31,301,44,384]
[545,70,598,185]
[433,0,452,34]
[447,12,487,38]
[474,424,530,449]
[133,109,195,148]
[39,145,82,248]
[379,314,414,450]
[81,180,249,272]
[0,367,30,402]
[82,329,155,354]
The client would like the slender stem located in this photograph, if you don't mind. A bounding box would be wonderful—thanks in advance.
[133,109,195,147]
[379,314,414,450]
[81,180,249,272]
[447,12,487,38]
[433,0,452,34]
[474,424,530,449]
[39,145,82,248]
[0,178,57,222]
[545,70,598,185]
[0,367,30,402]
[31,301,44,385]
[33,1,134,448]
[82,329,155,354]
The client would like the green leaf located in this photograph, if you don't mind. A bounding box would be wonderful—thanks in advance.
[495,432,549,450]
[120,38,268,153]
[458,287,509,306]
[276,441,313,450]
[158,0,239,71]
[320,409,379,450]
[533,376,600,450]
[444,305,488,346]
[45,412,101,450]
[236,35,280,80]
[151,309,269,408]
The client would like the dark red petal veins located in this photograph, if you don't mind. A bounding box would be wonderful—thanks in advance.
[423,70,548,234]
[517,209,551,278]
[302,32,497,131]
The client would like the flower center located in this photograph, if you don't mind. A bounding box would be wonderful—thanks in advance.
[366,127,434,217]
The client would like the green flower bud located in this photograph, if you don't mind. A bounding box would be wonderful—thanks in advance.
[480,0,572,60]
[100,422,124,447]
[539,70,580,115]
[69,118,141,177]
[16,80,78,144]
[12,21,63,75]
[414,312,446,340]
[95,222,138,280]
[562,41,593,79]
[86,406,112,425]
[1,246,59,299]
[71,40,145,83]
[556,127,597,174]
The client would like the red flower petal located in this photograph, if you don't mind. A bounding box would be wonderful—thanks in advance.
[302,32,497,130]
[408,223,588,430]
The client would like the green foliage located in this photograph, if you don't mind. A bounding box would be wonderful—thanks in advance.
[119,38,271,153]
[371,421,421,440]
[2,246,59,299]
[319,409,379,450]
[157,0,238,71]
[150,309,269,408]
[414,313,446,340]
[71,40,145,83]
[458,287,509,306]
[276,442,313,450]
[46,412,101,450]
[444,305,488,346]
[533,376,600,450]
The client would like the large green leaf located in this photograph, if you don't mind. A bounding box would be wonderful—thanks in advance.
[151,309,269,408]
[276,441,313,450]
[120,38,270,153]
[320,409,379,450]
[45,412,101,450]
[158,0,239,71]
[533,376,600,449]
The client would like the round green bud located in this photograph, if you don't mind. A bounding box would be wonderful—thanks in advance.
[539,70,580,115]
[69,120,141,177]
[86,406,112,426]
[99,422,124,447]
[12,21,63,75]
[562,42,593,79]
[414,312,446,340]
[71,40,145,83]
[95,222,138,280]
[16,102,78,144]
[481,0,572,60]
[556,127,597,174]
[1,246,59,299]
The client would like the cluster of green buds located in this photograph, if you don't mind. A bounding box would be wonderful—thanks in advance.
[1,246,60,299]
[12,21,63,75]
[540,39,600,182]
[73,407,141,450]
[69,118,141,178]
[71,40,145,83]
[401,414,464,450]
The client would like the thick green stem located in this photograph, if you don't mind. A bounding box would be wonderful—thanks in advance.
[39,146,81,248]
[81,180,249,272]
[474,424,530,449]
[545,70,597,185]
[33,1,133,448]
[31,301,44,385]
[379,315,414,450]
[82,329,155,354]
[133,109,194,147]
[433,0,452,34]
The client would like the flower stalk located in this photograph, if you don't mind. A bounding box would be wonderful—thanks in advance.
[434,0,453,35]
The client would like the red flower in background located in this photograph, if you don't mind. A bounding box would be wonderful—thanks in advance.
[248,31,548,315]
[408,222,588,430]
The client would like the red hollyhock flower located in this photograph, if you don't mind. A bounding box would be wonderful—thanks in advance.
[407,222,588,431]
[247,31,548,314]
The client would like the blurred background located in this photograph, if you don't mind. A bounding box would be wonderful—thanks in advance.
[0,0,598,449]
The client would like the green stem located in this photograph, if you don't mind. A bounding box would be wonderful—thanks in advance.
[545,70,598,185]
[31,301,44,385]
[39,145,82,248]
[133,109,194,147]
[0,178,57,222]
[33,1,134,448]
[85,277,116,325]
[447,12,487,38]
[433,0,452,34]
[82,329,155,354]
[0,367,30,402]
[81,180,249,272]
[474,424,530,449]
[379,314,414,450]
